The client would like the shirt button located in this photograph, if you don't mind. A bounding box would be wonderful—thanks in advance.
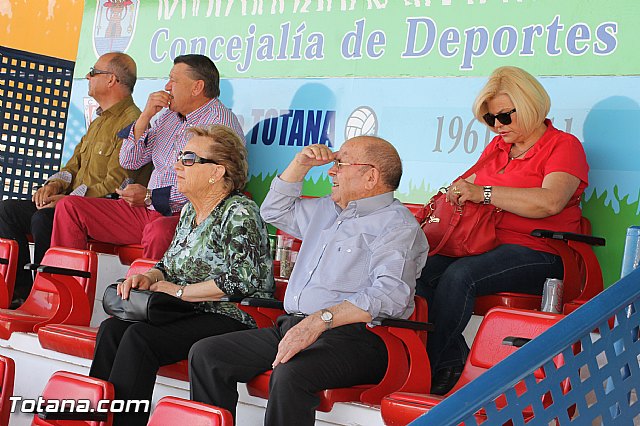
[322,244,326,249]
[294,296,298,300]
[346,249,352,253]
[309,271,312,275]
[337,220,342,225]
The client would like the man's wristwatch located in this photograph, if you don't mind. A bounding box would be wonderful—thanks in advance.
[144,189,152,207]
[176,285,185,299]
[320,309,333,331]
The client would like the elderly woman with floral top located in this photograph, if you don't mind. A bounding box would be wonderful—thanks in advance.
[89,124,274,426]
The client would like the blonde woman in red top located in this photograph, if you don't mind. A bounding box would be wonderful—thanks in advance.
[418,66,589,395]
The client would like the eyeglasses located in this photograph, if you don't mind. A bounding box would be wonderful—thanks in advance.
[177,151,219,167]
[88,67,119,82]
[332,160,375,170]
[482,108,516,127]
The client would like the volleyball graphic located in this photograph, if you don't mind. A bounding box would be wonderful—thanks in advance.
[344,106,378,140]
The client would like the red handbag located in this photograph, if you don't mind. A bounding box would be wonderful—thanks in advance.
[416,152,501,257]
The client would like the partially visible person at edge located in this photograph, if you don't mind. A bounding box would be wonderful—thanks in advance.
[417,66,589,395]
[50,54,244,261]
[188,136,428,426]
[0,52,150,308]
[90,125,274,426]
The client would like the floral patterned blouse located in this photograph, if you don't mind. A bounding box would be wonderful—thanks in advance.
[155,192,274,328]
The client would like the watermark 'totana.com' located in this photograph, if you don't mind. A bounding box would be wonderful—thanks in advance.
[9,396,150,413]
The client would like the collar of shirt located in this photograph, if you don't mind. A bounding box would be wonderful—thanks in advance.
[97,95,135,119]
[179,98,220,125]
[496,118,557,158]
[336,191,395,218]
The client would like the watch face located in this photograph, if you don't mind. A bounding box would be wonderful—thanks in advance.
[321,311,332,321]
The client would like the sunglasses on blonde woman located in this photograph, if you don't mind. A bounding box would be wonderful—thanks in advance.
[482,108,516,127]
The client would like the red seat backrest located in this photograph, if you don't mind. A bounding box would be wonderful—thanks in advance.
[125,258,158,278]
[0,238,18,308]
[469,308,562,372]
[19,247,97,318]
[148,396,233,426]
[0,355,15,426]
[402,203,424,221]
[33,371,114,426]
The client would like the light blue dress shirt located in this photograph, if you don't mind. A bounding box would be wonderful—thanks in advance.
[261,177,429,320]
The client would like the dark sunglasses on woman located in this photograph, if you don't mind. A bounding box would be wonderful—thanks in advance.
[177,151,219,166]
[483,108,516,127]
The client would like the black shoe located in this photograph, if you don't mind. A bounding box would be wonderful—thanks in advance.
[430,366,463,396]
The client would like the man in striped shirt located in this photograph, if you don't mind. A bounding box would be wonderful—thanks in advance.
[51,54,244,260]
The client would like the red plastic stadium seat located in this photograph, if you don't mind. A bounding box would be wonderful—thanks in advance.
[474,217,604,315]
[246,296,432,412]
[86,240,119,256]
[402,203,424,220]
[37,258,157,358]
[37,258,212,383]
[32,371,114,426]
[381,307,565,426]
[116,244,145,266]
[0,238,18,309]
[148,396,233,426]
[0,355,15,426]
[86,239,146,266]
[0,247,97,340]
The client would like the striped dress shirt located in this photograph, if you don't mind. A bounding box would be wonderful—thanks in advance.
[120,97,245,214]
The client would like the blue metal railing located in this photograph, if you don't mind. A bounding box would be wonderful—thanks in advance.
[411,267,640,425]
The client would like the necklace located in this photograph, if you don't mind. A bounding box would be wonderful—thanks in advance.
[193,192,230,227]
[509,144,534,160]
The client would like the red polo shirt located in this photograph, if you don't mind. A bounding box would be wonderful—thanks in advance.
[473,119,589,254]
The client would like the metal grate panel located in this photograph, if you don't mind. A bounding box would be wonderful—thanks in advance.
[412,268,640,426]
[0,46,74,200]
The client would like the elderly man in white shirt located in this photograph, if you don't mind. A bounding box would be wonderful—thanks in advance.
[189,136,428,426]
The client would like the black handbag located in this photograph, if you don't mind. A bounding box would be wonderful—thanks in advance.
[102,283,199,325]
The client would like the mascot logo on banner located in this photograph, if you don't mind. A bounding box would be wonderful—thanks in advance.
[93,0,139,57]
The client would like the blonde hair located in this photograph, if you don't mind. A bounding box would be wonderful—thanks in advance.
[472,66,550,136]
[187,125,248,192]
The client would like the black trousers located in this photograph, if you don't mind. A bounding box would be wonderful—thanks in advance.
[0,199,54,301]
[90,313,249,426]
[189,315,388,426]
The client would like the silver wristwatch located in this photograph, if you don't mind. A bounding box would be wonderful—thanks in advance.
[483,186,492,205]
[176,285,185,299]
[320,309,333,330]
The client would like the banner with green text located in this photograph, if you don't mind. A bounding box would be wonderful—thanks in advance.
[77,0,638,78]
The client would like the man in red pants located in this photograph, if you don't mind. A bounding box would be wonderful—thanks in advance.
[51,54,244,260]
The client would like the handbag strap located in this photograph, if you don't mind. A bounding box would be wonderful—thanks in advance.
[428,207,462,255]
[427,146,499,256]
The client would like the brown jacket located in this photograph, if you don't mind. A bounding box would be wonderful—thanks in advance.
[51,96,151,196]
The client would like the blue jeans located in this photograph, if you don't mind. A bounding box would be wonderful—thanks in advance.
[417,244,563,372]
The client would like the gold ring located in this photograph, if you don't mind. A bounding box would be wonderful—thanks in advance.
[454,190,462,195]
